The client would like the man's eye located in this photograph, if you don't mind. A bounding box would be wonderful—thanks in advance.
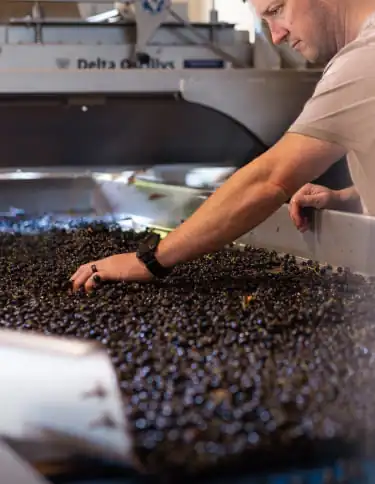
[269,5,283,16]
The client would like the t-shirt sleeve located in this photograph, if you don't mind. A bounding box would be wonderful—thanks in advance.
[288,44,375,154]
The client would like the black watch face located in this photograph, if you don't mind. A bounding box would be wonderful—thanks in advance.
[138,233,160,256]
[136,232,171,277]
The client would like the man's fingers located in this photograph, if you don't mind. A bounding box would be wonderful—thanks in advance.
[84,272,108,293]
[289,184,330,232]
[295,194,321,209]
[72,270,90,292]
[70,265,86,282]
[71,264,98,292]
[289,199,308,232]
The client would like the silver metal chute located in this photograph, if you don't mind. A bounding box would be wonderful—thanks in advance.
[0,68,351,190]
[0,69,316,168]
[0,88,263,170]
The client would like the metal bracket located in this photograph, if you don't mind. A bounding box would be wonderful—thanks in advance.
[0,330,132,466]
[134,0,170,54]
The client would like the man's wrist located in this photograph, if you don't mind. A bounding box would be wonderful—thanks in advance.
[333,186,362,213]
[154,238,178,269]
[129,252,155,280]
[136,233,174,278]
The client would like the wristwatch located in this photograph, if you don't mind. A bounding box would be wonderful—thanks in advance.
[136,232,172,278]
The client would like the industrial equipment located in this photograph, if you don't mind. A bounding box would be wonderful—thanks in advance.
[3,202,375,484]
[0,0,350,188]
[0,1,371,483]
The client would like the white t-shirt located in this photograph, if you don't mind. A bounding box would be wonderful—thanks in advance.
[288,12,375,214]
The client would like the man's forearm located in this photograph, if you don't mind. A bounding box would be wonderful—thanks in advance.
[156,162,288,267]
[154,132,346,268]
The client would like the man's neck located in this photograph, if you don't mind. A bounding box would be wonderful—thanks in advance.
[341,0,375,45]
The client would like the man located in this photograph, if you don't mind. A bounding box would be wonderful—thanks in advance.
[71,0,375,291]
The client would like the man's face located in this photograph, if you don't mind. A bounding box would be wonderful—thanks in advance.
[252,0,337,64]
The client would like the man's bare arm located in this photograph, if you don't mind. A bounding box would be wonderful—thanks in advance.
[69,133,348,290]
[156,133,346,267]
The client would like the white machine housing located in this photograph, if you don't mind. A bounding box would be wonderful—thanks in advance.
[0,0,329,171]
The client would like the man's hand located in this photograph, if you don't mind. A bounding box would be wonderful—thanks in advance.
[289,183,362,232]
[70,253,152,292]
[289,183,337,232]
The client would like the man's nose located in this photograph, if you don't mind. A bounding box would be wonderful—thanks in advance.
[268,22,289,45]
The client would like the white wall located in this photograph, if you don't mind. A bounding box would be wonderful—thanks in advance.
[215,0,257,30]
[173,0,207,22]
[174,0,257,39]
[79,0,258,30]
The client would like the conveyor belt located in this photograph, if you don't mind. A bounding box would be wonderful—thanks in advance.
[2,176,375,483]
[0,173,372,274]
[3,216,371,482]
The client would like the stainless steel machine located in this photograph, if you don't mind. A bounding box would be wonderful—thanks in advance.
[0,0,350,187]
[1,1,373,483]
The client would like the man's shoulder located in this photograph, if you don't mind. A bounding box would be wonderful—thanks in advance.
[287,13,375,154]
